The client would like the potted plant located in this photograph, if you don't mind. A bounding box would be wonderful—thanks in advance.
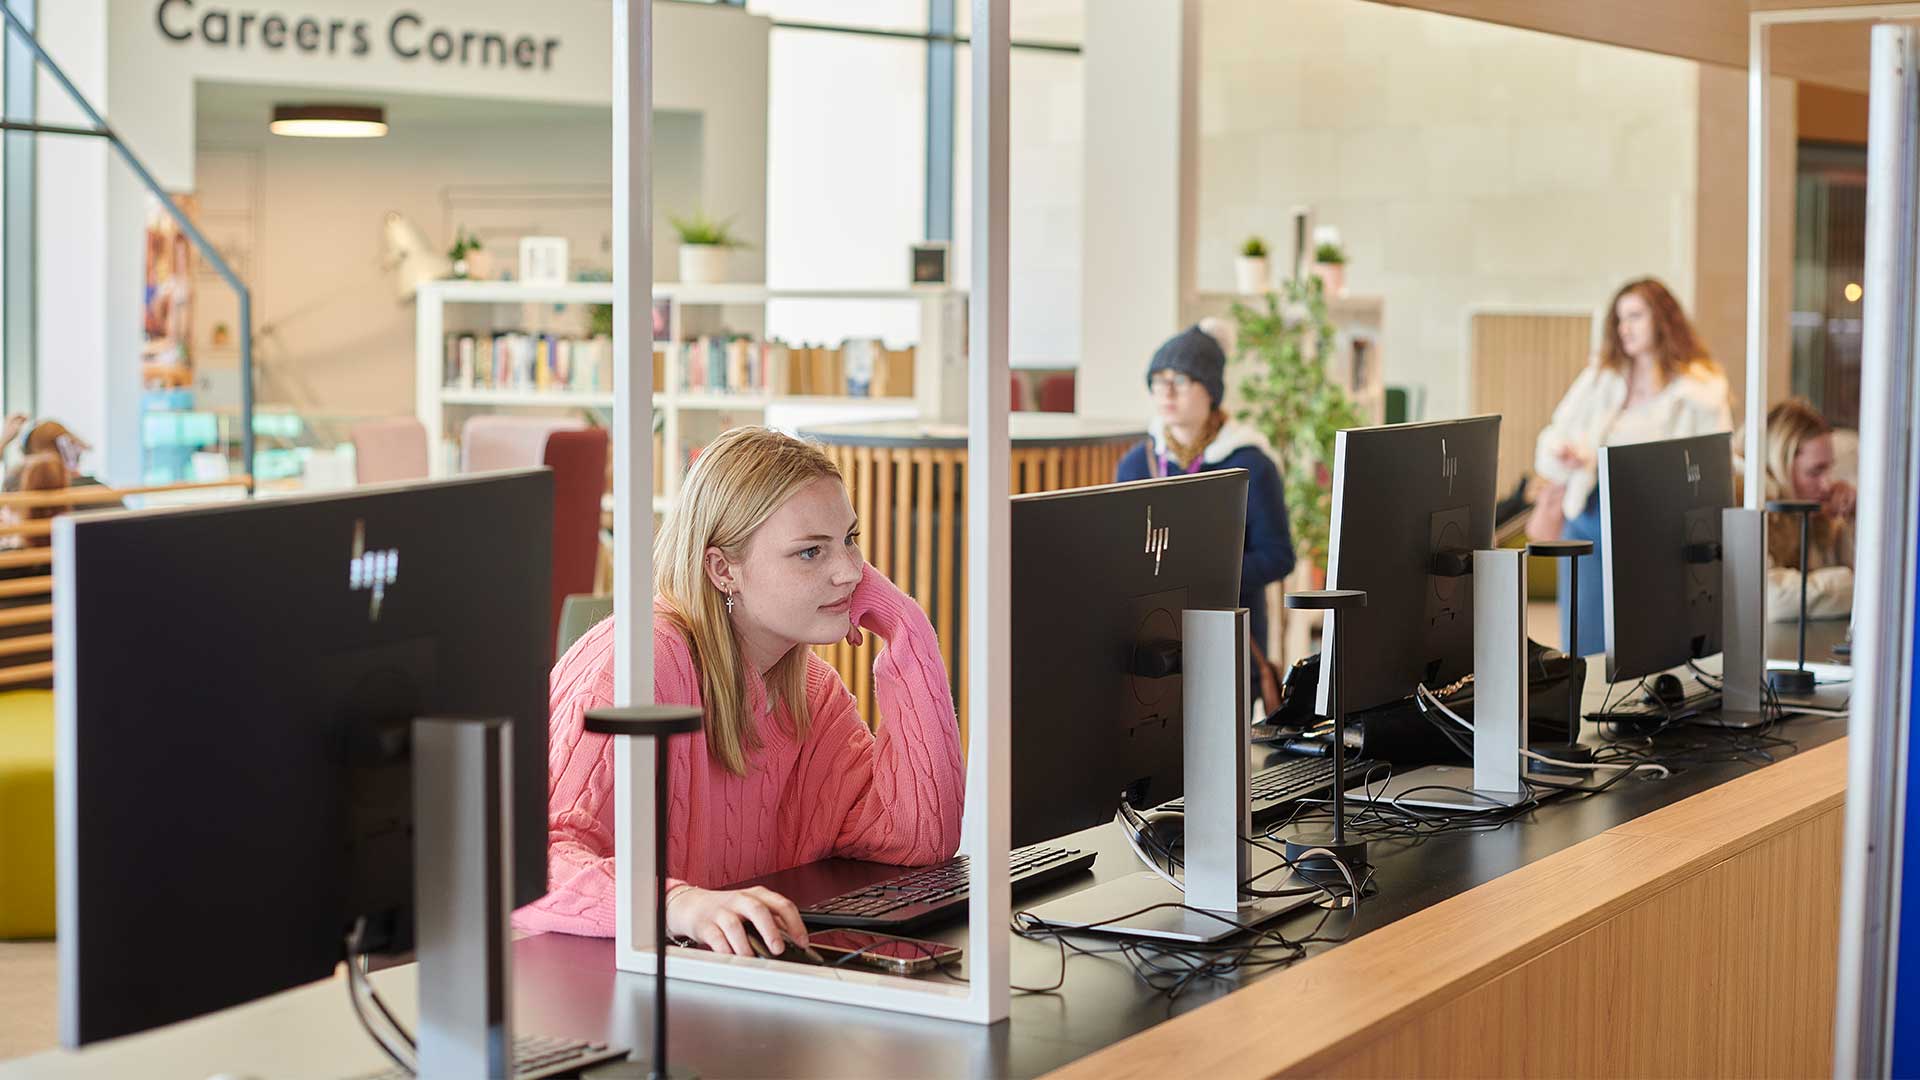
[671,211,746,285]
[1230,275,1365,583]
[447,228,487,280]
[1311,241,1347,299]
[1235,235,1271,295]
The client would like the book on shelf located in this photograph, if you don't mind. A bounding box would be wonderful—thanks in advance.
[442,331,616,396]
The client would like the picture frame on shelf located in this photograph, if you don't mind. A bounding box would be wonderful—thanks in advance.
[519,236,570,285]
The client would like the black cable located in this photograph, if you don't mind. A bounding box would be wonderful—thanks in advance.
[357,953,417,1053]
[1010,898,1342,1004]
[345,920,415,1076]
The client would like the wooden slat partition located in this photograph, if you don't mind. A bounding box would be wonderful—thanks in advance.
[0,633,55,657]
[0,578,50,600]
[815,434,1143,735]
[1468,310,1594,496]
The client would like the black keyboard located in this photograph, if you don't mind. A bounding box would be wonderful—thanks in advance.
[1157,754,1376,823]
[799,843,1095,929]
[356,1033,629,1080]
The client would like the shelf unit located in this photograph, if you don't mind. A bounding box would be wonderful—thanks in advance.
[415,280,966,498]
[1188,291,1387,426]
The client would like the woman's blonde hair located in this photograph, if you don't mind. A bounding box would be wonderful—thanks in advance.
[1762,396,1838,568]
[654,426,844,776]
[1763,397,1833,502]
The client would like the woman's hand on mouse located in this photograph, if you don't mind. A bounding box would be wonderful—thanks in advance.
[665,884,808,957]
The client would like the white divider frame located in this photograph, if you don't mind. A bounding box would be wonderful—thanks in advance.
[604,0,1012,1025]
[1744,3,1920,506]
[1835,17,1920,1077]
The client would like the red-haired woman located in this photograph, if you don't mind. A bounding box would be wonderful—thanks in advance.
[1529,278,1733,649]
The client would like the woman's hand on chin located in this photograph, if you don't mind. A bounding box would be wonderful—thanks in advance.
[845,562,909,645]
[666,885,808,957]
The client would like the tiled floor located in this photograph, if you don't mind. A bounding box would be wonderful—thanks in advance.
[0,940,57,1060]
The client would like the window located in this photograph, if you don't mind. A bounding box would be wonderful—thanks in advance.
[764,27,926,345]
[952,46,1085,367]
[745,0,926,34]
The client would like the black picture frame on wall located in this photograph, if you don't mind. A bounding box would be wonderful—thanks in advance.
[911,242,948,287]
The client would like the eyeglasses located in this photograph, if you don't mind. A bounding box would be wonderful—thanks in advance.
[1149,371,1197,394]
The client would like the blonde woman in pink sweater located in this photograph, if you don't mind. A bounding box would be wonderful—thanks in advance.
[515,426,965,957]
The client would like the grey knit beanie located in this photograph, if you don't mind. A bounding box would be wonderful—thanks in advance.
[1146,325,1227,408]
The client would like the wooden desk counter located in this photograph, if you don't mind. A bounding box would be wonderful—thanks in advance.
[1049,737,1849,1080]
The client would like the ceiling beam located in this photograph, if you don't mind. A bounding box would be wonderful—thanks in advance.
[1361,0,1910,92]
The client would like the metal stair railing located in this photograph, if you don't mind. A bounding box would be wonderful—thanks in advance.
[0,1,254,489]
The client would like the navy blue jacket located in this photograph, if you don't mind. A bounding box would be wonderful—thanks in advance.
[1116,425,1297,658]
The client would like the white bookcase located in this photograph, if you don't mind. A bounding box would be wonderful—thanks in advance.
[414,280,966,504]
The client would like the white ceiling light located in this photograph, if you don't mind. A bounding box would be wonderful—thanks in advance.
[270,104,388,138]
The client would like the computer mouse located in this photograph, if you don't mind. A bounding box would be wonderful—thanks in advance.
[741,923,825,965]
[1646,673,1686,706]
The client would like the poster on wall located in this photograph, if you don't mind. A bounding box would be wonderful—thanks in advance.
[142,196,196,389]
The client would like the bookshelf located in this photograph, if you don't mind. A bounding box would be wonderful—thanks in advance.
[414,280,966,499]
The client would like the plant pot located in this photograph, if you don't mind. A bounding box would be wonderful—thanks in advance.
[679,244,730,285]
[1311,262,1346,298]
[1234,256,1271,295]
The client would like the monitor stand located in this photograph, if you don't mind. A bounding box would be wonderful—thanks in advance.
[1719,507,1769,726]
[1023,608,1315,943]
[1348,549,1532,811]
[411,716,517,1078]
[406,719,628,1078]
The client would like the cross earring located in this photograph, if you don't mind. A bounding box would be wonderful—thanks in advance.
[726,588,736,614]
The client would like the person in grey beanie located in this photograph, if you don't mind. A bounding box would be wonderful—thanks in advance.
[1116,321,1297,710]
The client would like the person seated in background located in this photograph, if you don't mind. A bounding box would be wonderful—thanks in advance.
[1758,397,1854,621]
[1116,320,1295,708]
[1528,277,1733,651]
[0,415,94,492]
[516,426,963,956]
[6,453,69,549]
[0,414,82,550]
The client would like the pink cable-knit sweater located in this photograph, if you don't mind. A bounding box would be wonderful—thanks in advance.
[514,566,964,937]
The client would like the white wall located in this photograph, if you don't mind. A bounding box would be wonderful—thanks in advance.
[35,0,115,473]
[192,88,705,417]
[36,0,767,480]
[1195,0,1702,420]
[955,47,1087,370]
[1077,0,1198,421]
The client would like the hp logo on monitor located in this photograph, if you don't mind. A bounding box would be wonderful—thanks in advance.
[1684,450,1702,498]
[1144,507,1170,575]
[348,520,400,622]
[1441,438,1459,495]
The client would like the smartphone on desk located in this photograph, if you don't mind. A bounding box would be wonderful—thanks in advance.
[808,929,962,975]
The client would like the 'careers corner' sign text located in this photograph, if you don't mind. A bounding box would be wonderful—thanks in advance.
[155,2,562,71]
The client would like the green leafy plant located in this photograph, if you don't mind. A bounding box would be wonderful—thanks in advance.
[574,269,614,337]
[670,210,747,249]
[446,227,484,264]
[1241,235,1268,259]
[1313,242,1346,266]
[1231,275,1365,574]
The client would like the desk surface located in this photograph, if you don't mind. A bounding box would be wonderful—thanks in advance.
[4,629,1852,1080]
